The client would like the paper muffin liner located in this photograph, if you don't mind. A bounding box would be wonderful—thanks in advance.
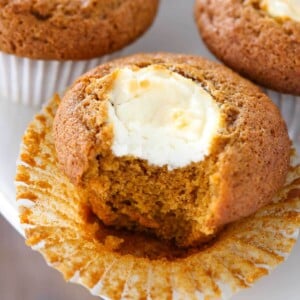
[0,51,123,107]
[263,89,300,150]
[16,96,300,300]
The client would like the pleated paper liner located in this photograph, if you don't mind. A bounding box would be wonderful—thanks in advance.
[0,51,123,107]
[16,96,300,300]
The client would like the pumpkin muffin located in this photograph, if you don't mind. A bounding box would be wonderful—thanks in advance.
[194,0,300,95]
[53,53,290,248]
[0,0,159,105]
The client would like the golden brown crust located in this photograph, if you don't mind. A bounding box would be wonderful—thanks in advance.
[53,52,290,247]
[194,0,300,95]
[0,0,159,60]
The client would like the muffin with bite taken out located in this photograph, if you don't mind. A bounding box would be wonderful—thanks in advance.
[53,53,290,248]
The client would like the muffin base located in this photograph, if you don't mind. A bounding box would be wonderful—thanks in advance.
[16,96,300,300]
[0,51,122,107]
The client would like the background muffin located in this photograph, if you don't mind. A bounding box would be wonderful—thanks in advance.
[0,0,159,106]
[53,53,290,248]
[194,0,300,95]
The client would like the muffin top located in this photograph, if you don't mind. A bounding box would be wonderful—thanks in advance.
[54,53,290,235]
[0,0,159,60]
[195,0,300,95]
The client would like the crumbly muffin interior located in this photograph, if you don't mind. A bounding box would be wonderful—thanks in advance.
[84,145,223,247]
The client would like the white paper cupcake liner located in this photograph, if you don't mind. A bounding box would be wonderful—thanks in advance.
[15,96,300,300]
[263,89,300,152]
[0,51,123,107]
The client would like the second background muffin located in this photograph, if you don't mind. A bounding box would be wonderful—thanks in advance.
[194,0,300,148]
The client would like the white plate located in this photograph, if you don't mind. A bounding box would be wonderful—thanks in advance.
[0,0,299,299]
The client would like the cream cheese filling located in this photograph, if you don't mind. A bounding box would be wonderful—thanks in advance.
[261,0,300,21]
[106,65,221,169]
